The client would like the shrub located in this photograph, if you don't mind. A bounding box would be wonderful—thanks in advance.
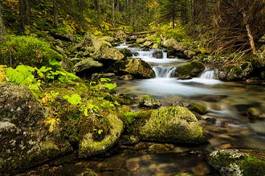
[0,35,62,67]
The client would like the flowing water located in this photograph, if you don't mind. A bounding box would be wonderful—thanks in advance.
[118,45,265,150]
[18,45,265,176]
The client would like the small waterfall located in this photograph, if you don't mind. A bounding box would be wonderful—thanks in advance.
[153,66,176,78]
[200,70,216,79]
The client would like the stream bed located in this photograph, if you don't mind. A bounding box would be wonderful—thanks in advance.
[17,45,265,176]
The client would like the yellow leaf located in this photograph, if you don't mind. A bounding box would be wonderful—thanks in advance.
[44,117,60,133]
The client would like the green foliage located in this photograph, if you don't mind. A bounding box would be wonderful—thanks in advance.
[63,94,82,105]
[99,78,117,91]
[5,64,79,96]
[152,24,190,42]
[5,65,41,95]
[0,35,62,67]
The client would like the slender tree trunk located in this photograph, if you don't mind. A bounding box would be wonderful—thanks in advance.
[172,16,175,29]
[112,0,115,25]
[0,2,5,36]
[242,12,257,54]
[19,0,26,33]
[53,0,58,26]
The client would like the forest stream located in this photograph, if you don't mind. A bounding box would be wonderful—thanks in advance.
[15,44,265,176]
[1,1,265,176]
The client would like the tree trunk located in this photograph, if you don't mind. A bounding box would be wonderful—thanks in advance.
[242,12,257,54]
[112,0,115,25]
[53,0,58,26]
[19,0,26,33]
[0,2,5,36]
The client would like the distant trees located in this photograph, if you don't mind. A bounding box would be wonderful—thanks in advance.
[0,2,5,35]
[18,0,31,33]
[159,0,179,28]
[212,0,265,54]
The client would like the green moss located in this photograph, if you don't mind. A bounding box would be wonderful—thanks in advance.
[175,61,205,79]
[0,35,62,67]
[121,110,152,133]
[140,106,204,144]
[79,114,123,157]
[242,156,265,176]
[189,102,208,115]
[209,150,265,176]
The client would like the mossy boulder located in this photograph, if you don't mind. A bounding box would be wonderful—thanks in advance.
[118,48,133,57]
[111,58,155,79]
[0,35,62,67]
[140,106,205,144]
[73,58,103,74]
[0,83,72,174]
[175,61,205,79]
[209,149,265,176]
[142,41,153,48]
[162,38,178,48]
[162,38,189,59]
[100,47,124,61]
[0,83,44,127]
[247,108,265,120]
[218,62,253,81]
[136,38,146,44]
[152,50,163,59]
[188,102,208,115]
[78,114,123,158]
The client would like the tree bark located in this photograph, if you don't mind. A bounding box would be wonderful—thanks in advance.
[53,0,58,26]
[19,0,26,33]
[242,12,257,54]
[0,2,5,36]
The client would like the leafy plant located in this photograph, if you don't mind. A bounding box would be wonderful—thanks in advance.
[5,65,41,95]
[63,94,82,105]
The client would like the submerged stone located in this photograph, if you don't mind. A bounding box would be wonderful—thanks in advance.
[140,106,205,144]
[189,102,208,115]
